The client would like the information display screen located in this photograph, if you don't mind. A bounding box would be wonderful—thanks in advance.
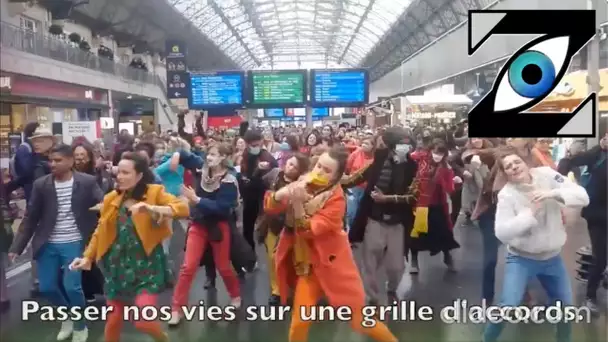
[310,69,369,106]
[264,108,284,117]
[247,70,307,108]
[312,107,329,117]
[189,71,244,108]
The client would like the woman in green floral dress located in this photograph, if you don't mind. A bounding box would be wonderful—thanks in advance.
[70,152,189,342]
[100,204,172,301]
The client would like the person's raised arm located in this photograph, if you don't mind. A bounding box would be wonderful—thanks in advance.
[263,184,290,215]
[149,186,190,218]
[341,162,372,188]
[538,167,590,207]
[178,150,204,170]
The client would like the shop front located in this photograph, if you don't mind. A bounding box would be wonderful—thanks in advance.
[0,72,109,163]
[116,99,156,135]
[400,94,472,127]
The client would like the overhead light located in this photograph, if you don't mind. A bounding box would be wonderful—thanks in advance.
[127,95,132,99]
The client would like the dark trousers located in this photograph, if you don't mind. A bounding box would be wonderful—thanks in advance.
[478,206,500,303]
[242,199,261,250]
[450,187,462,225]
[586,222,607,300]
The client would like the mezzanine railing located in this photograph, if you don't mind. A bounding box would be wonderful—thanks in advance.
[0,21,164,87]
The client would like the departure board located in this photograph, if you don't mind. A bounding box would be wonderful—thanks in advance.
[311,69,368,106]
[248,70,306,107]
[264,108,284,117]
[189,72,244,108]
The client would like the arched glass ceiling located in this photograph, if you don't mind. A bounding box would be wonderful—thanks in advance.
[170,0,415,70]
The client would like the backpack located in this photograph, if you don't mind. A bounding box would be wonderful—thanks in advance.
[579,153,606,189]
[9,142,32,178]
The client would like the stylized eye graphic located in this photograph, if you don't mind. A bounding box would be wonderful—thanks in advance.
[493,36,570,112]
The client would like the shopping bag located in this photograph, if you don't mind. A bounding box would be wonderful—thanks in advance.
[395,257,413,300]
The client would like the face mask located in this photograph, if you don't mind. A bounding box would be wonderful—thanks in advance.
[154,150,165,159]
[307,171,330,187]
[361,144,372,153]
[395,144,411,155]
[206,155,222,167]
[280,142,290,151]
[249,146,261,155]
[432,153,444,163]
[393,144,411,163]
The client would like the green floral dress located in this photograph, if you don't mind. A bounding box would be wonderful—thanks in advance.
[100,205,171,301]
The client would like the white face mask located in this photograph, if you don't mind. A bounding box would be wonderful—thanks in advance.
[393,144,411,163]
[432,153,444,163]
[206,155,222,167]
[395,144,411,155]
[249,146,261,155]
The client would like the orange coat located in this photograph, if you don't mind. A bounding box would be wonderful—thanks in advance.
[263,187,366,308]
[84,184,190,261]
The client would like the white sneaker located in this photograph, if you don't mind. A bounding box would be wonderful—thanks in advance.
[231,297,242,309]
[168,311,181,326]
[56,321,73,341]
[71,327,88,342]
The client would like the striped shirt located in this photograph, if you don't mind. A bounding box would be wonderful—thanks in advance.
[48,178,81,243]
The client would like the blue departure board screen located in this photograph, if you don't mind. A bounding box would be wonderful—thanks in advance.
[264,108,284,117]
[311,69,369,106]
[312,107,329,117]
[189,71,244,108]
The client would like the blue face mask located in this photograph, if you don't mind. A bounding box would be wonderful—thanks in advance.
[280,142,290,151]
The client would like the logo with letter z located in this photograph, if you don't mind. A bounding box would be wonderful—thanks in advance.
[467,10,597,138]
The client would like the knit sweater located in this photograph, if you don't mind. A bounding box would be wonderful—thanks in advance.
[495,167,589,260]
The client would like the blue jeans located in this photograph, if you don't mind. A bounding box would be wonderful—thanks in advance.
[478,206,500,303]
[37,241,86,330]
[483,253,573,342]
[345,187,365,231]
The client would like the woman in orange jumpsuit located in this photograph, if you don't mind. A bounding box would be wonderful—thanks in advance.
[263,147,398,342]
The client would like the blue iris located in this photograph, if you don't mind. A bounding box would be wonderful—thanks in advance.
[508,51,556,98]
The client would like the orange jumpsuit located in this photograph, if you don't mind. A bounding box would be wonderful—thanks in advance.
[263,187,397,342]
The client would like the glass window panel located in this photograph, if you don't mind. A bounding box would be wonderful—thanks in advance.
[171,0,418,68]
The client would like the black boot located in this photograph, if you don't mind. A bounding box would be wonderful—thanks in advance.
[30,281,39,297]
[204,277,216,290]
[410,254,419,274]
[444,252,456,272]
[268,294,280,306]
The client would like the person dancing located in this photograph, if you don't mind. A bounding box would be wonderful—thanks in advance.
[265,146,398,342]
[169,143,242,325]
[69,152,189,342]
[258,153,309,305]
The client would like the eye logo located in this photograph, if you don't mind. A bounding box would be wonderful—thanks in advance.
[467,10,597,138]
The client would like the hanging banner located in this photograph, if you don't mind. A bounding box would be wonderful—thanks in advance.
[165,40,190,99]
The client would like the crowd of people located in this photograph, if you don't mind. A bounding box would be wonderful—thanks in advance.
[0,115,606,342]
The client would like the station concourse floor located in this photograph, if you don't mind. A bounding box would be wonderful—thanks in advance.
[1,214,606,342]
